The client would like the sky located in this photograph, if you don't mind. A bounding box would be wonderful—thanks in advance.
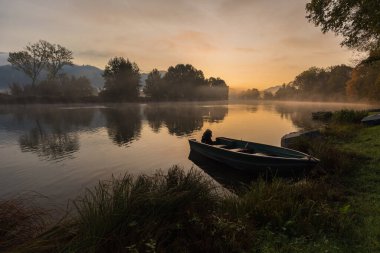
[0,0,354,89]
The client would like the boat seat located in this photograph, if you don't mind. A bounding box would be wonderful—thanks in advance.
[213,144,227,148]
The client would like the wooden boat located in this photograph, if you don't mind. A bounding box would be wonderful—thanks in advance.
[189,137,319,173]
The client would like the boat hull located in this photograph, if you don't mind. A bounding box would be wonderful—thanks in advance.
[189,137,318,173]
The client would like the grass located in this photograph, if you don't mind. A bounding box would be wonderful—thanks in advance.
[10,167,358,253]
[0,198,48,252]
[3,110,380,252]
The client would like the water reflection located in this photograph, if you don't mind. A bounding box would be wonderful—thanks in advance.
[102,105,142,147]
[16,108,94,160]
[144,104,228,136]
[188,151,254,191]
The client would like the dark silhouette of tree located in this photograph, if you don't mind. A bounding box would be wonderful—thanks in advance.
[7,40,73,86]
[45,43,73,79]
[239,88,260,100]
[101,57,140,101]
[306,0,380,51]
[8,40,50,86]
[263,91,274,100]
[143,69,164,100]
[204,77,229,100]
[273,65,352,101]
[346,60,380,101]
[163,64,206,99]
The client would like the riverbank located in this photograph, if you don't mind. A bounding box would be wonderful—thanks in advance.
[1,110,379,252]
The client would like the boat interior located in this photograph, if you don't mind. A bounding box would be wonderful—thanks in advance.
[208,137,307,158]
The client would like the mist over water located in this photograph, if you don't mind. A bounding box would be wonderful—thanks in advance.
[0,101,376,206]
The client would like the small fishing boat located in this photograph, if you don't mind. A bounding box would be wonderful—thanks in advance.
[189,137,319,173]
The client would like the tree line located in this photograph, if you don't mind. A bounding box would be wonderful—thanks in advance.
[100,58,228,102]
[5,41,228,102]
[239,62,380,102]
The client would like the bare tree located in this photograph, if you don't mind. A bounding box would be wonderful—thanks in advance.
[46,43,73,79]
[8,40,50,86]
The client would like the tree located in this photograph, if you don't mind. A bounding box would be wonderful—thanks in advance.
[143,69,164,100]
[239,88,260,100]
[101,57,140,101]
[8,40,50,86]
[263,91,274,100]
[346,62,380,101]
[8,40,74,86]
[163,64,206,99]
[46,43,73,79]
[306,0,380,51]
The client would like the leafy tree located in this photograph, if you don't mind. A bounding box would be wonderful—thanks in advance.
[275,84,298,100]
[143,69,164,100]
[101,57,140,101]
[306,0,380,51]
[204,77,229,100]
[239,88,260,100]
[263,91,274,100]
[163,64,206,99]
[60,76,94,98]
[346,61,380,101]
[8,40,50,86]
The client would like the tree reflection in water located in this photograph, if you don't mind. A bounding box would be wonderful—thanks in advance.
[144,104,228,136]
[103,105,142,146]
[17,107,94,160]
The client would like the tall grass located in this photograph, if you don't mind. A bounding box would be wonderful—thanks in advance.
[331,110,368,124]
[0,198,47,251]
[15,165,359,253]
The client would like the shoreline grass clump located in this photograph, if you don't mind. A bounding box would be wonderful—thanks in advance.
[13,165,360,253]
[0,198,48,252]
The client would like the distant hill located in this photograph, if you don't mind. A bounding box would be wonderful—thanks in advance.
[0,64,104,91]
[262,85,281,94]
[0,52,8,66]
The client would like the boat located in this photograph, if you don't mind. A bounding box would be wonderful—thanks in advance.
[189,137,319,173]
[361,113,380,126]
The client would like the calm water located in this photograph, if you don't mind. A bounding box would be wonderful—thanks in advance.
[0,101,375,205]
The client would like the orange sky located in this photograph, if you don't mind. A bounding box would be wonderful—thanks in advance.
[0,0,354,89]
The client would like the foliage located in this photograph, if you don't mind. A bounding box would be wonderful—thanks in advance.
[263,91,274,100]
[100,57,140,101]
[8,75,94,100]
[143,69,165,100]
[143,64,228,101]
[346,60,380,102]
[239,88,260,100]
[306,0,380,51]
[331,110,369,124]
[273,65,352,101]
